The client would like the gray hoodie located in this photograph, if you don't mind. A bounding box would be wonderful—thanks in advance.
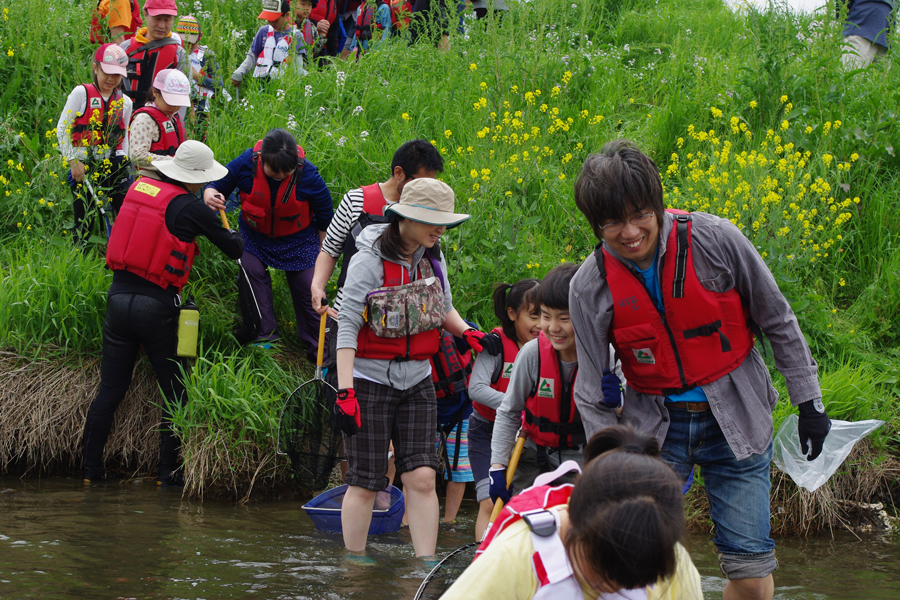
[337,224,454,390]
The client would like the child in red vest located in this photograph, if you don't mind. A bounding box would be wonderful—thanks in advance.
[128,69,190,171]
[334,178,492,558]
[489,264,625,507]
[443,426,703,599]
[57,43,133,244]
[232,0,303,86]
[468,278,541,540]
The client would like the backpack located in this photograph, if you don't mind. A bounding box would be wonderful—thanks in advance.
[432,327,475,480]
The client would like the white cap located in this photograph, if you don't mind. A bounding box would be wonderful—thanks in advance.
[153,69,191,107]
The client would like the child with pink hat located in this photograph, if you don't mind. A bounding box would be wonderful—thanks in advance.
[56,43,134,244]
[128,68,191,171]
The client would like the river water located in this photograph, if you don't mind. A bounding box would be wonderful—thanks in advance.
[1,477,898,599]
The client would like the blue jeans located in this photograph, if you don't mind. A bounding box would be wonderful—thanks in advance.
[661,404,777,579]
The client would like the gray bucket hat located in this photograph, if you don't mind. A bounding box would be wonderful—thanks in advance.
[384,178,470,227]
[154,140,229,184]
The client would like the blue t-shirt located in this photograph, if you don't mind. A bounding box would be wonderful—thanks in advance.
[631,253,708,404]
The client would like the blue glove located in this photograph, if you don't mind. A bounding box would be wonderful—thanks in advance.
[601,369,623,409]
[489,467,512,504]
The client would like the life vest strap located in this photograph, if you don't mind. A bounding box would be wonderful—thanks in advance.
[523,409,585,441]
[673,214,690,299]
[683,319,732,352]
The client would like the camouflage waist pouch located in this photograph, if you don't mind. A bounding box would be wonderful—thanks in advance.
[364,256,445,338]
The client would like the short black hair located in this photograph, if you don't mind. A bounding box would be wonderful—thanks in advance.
[260,128,299,174]
[537,263,579,311]
[574,139,665,240]
[391,139,444,178]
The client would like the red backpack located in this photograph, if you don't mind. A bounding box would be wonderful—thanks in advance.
[431,329,474,480]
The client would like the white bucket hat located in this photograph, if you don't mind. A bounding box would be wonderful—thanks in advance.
[385,178,470,228]
[155,140,229,184]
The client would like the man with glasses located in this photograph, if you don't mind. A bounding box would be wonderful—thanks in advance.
[568,139,830,600]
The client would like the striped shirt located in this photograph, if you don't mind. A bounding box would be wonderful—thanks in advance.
[321,185,394,312]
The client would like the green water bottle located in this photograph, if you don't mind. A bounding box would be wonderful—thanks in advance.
[176,294,200,358]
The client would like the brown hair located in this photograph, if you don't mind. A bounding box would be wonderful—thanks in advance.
[574,139,665,241]
[377,220,410,263]
[566,426,684,590]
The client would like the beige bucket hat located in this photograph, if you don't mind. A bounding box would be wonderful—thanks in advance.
[385,178,470,228]
[155,140,229,184]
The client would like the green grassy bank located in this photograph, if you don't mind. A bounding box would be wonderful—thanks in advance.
[1,0,899,528]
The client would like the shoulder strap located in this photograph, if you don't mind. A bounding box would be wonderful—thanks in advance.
[672,214,691,299]
[128,35,180,57]
[361,183,386,216]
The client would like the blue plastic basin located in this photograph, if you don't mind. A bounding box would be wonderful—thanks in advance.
[302,484,406,535]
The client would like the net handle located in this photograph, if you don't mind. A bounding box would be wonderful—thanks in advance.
[316,312,327,367]
[488,430,528,524]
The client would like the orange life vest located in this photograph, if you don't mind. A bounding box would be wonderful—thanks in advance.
[106,178,199,291]
[90,0,143,44]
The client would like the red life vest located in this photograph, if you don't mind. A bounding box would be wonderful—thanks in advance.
[90,0,143,44]
[106,178,199,291]
[522,333,584,449]
[131,105,185,157]
[475,482,574,561]
[311,0,338,23]
[70,84,127,152]
[355,252,443,361]
[356,4,375,39]
[390,1,412,29]
[337,183,391,289]
[602,211,755,396]
[239,140,311,238]
[124,36,180,109]
[473,327,519,422]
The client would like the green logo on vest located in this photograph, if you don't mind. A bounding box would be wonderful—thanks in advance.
[502,362,514,379]
[632,348,656,364]
[537,377,555,398]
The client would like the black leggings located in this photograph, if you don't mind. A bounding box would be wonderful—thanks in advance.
[82,292,187,479]
[67,155,130,244]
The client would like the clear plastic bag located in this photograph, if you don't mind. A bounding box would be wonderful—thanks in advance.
[772,414,884,492]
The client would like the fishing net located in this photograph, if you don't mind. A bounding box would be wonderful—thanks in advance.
[413,542,478,600]
[276,315,343,493]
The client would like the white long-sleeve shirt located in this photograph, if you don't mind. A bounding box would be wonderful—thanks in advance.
[56,85,132,162]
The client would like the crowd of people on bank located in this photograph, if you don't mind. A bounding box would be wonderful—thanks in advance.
[56,1,890,599]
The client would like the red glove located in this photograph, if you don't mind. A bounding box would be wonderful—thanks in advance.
[335,388,361,436]
[463,328,502,355]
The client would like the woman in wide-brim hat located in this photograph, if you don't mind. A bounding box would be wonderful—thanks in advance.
[82,141,245,487]
[333,177,496,558]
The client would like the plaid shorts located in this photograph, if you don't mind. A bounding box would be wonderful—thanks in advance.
[343,376,439,491]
